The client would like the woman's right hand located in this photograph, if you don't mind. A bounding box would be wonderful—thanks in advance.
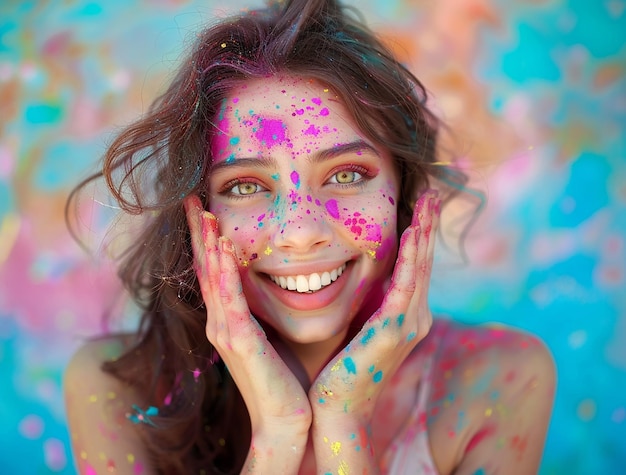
[184,195,311,472]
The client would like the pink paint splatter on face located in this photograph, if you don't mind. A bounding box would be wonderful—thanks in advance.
[257,213,266,222]
[325,199,340,219]
[290,170,300,188]
[319,107,329,116]
[365,223,382,243]
[255,118,286,148]
[312,97,322,105]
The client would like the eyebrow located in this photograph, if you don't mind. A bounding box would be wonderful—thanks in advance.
[210,140,380,173]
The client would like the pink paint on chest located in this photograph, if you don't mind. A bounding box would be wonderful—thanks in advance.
[255,118,286,148]
[325,199,340,219]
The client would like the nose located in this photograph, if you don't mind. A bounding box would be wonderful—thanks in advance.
[271,196,333,253]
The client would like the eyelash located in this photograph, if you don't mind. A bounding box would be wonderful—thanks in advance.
[218,164,374,198]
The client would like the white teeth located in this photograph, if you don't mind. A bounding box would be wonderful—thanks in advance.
[309,273,322,291]
[269,264,347,293]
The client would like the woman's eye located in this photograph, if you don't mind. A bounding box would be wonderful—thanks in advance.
[330,170,363,184]
[230,182,265,195]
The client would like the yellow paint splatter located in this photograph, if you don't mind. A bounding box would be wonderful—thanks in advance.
[264,245,272,255]
[127,454,135,464]
[88,394,98,403]
[331,441,342,456]
[107,391,117,400]
[367,249,377,259]
[338,460,350,475]
[330,359,343,372]
[485,407,493,417]
[80,451,87,460]
[242,260,249,267]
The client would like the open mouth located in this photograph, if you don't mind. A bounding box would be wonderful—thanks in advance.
[267,263,347,293]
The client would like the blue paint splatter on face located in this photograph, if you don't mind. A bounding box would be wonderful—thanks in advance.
[372,370,383,383]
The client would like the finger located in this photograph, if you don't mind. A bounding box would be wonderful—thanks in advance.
[377,224,420,320]
[217,236,265,343]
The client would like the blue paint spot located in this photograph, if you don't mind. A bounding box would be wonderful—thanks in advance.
[344,357,357,374]
[502,23,561,83]
[471,469,486,475]
[407,331,416,342]
[25,104,63,124]
[382,317,390,328]
[229,136,240,146]
[397,314,405,327]
[549,153,609,228]
[368,365,375,374]
[318,398,325,404]
[225,154,235,164]
[373,370,383,383]
[80,2,103,15]
[361,327,375,345]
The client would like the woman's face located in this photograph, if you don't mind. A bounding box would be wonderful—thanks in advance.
[207,75,399,346]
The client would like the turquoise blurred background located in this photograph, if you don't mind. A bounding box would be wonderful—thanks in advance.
[0,0,624,473]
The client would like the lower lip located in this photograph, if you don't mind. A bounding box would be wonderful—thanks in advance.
[261,263,353,312]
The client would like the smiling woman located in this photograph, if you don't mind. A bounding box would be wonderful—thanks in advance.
[63,0,555,474]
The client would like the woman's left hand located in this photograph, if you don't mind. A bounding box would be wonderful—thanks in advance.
[309,189,441,470]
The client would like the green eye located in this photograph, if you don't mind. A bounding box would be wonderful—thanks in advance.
[231,182,262,195]
[331,170,362,184]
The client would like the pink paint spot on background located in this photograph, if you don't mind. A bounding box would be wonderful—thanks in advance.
[255,118,286,148]
[325,199,340,219]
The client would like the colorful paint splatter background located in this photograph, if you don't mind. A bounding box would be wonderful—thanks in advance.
[1,0,624,473]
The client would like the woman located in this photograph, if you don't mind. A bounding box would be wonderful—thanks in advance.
[64,1,555,473]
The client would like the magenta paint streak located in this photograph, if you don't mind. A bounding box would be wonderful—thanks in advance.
[290,170,300,188]
[319,107,329,116]
[312,97,322,105]
[325,199,340,219]
[257,213,265,222]
[255,118,286,148]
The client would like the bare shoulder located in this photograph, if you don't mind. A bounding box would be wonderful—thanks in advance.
[427,320,556,475]
[64,335,154,474]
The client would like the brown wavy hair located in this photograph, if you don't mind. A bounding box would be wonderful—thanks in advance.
[68,0,468,472]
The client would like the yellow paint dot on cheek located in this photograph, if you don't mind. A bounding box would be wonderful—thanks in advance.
[88,394,98,403]
[331,441,342,456]
[264,245,272,255]
[80,451,87,460]
[127,454,135,464]
[338,460,350,475]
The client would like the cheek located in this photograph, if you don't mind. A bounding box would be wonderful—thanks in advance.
[331,196,398,260]
[209,203,268,264]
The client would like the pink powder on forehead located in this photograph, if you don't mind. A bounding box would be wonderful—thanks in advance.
[325,199,340,219]
[255,118,286,148]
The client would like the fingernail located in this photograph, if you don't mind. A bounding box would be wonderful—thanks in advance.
[219,236,234,254]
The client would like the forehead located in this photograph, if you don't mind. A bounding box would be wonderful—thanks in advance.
[212,76,368,159]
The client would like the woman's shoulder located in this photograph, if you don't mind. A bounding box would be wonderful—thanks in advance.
[425,319,556,474]
[64,334,153,474]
